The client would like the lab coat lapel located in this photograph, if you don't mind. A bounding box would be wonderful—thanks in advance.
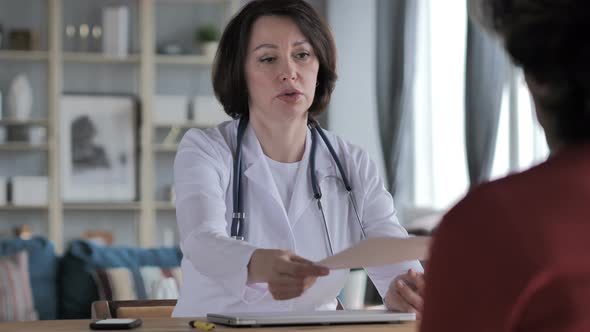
[288,129,335,226]
[241,125,289,220]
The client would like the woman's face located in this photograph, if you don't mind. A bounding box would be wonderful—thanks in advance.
[244,15,320,123]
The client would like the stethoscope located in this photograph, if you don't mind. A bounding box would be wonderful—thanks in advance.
[230,115,366,255]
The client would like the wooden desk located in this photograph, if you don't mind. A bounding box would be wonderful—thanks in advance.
[0,317,417,332]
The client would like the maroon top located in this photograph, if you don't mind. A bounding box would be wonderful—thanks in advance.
[421,144,590,332]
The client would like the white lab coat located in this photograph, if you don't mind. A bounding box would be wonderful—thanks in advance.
[172,120,423,317]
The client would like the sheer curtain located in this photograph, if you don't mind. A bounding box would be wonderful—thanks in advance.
[491,67,550,179]
[410,0,548,214]
[375,0,419,214]
[464,19,508,187]
[412,0,468,211]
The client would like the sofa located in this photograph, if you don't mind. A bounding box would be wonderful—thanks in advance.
[0,237,182,320]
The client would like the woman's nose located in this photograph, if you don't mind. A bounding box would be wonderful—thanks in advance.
[280,71,296,81]
[280,60,297,81]
[281,74,295,81]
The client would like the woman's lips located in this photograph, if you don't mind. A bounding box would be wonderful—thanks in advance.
[278,92,302,103]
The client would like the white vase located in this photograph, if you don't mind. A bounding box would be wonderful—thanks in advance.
[200,41,218,58]
[7,74,33,120]
[339,269,368,309]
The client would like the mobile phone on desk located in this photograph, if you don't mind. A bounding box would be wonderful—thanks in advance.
[89,318,143,330]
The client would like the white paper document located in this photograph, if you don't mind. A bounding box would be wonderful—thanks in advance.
[318,236,431,269]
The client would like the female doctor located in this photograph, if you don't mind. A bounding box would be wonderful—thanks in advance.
[172,0,425,318]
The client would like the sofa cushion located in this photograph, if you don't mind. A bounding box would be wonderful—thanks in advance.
[58,240,182,319]
[94,266,181,301]
[0,250,38,321]
[0,237,58,320]
[94,267,138,301]
[140,266,181,299]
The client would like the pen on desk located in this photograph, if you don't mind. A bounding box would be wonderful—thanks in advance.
[189,320,215,331]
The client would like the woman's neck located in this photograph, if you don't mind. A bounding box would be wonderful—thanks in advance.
[249,113,307,163]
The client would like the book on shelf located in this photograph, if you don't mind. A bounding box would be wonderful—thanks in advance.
[102,5,129,58]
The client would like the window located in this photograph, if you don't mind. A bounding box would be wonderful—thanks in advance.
[411,0,549,212]
[491,69,549,179]
[413,0,468,210]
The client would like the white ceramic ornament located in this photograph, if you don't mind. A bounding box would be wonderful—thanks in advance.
[7,74,33,120]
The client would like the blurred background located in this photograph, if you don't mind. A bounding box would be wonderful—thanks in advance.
[0,0,548,316]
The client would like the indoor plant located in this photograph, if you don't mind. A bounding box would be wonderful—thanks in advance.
[195,24,220,58]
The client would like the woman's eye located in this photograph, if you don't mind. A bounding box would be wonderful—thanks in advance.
[260,57,276,63]
[295,52,310,59]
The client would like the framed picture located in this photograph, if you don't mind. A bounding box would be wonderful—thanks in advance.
[60,94,138,202]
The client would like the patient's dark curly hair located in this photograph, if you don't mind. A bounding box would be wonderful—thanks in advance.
[488,0,590,143]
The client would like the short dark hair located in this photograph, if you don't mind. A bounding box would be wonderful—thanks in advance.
[212,0,337,118]
[488,0,590,143]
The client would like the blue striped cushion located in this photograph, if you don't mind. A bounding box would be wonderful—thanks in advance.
[93,266,182,301]
[59,240,181,319]
[0,251,38,321]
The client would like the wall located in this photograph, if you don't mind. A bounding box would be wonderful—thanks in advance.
[326,0,386,179]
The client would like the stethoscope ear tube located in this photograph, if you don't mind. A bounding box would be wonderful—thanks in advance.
[309,123,322,200]
[232,116,249,239]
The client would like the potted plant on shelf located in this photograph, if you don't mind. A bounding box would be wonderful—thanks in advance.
[195,24,220,58]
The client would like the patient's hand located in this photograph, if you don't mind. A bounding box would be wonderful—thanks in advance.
[384,269,425,320]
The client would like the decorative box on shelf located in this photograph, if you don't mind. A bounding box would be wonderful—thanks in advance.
[192,95,230,127]
[11,176,48,206]
[153,95,188,125]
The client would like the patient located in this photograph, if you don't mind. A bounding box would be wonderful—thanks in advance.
[421,0,590,331]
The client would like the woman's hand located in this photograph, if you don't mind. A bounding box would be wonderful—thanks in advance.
[248,249,330,300]
[384,268,425,319]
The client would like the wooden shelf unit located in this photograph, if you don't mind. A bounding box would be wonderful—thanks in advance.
[155,55,213,65]
[63,52,141,64]
[62,203,142,211]
[0,204,48,211]
[0,143,49,151]
[0,119,50,126]
[0,50,49,61]
[155,201,176,210]
[0,0,240,252]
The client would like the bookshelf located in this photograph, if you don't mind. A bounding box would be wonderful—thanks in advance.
[0,0,240,251]
[0,50,49,61]
[62,52,141,64]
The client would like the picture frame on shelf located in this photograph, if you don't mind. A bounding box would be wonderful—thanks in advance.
[60,94,139,203]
